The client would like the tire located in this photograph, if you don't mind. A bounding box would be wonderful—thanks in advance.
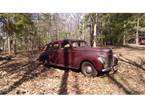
[38,52,49,66]
[81,61,98,77]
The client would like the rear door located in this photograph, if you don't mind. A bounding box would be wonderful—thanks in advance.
[49,42,60,65]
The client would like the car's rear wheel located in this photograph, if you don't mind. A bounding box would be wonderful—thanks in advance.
[81,61,98,77]
[38,52,49,66]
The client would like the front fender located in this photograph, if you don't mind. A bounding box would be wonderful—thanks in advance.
[79,57,104,71]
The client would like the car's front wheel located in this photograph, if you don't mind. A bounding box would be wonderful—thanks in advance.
[81,61,98,77]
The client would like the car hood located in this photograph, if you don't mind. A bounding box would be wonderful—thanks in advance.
[75,47,112,53]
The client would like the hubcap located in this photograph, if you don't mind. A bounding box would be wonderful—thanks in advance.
[85,65,92,73]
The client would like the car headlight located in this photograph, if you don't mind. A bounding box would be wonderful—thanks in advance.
[98,57,105,64]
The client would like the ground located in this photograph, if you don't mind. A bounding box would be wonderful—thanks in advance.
[0,46,145,95]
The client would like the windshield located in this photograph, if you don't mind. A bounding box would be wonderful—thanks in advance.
[72,41,88,48]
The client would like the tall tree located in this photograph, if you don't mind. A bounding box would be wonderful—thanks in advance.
[0,13,33,55]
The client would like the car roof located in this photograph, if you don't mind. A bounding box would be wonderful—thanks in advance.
[49,39,86,44]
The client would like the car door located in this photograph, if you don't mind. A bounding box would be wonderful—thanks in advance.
[69,41,85,68]
[69,41,79,68]
[49,42,60,65]
[57,41,71,67]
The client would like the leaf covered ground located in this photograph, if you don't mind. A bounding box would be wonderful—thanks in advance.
[0,47,145,95]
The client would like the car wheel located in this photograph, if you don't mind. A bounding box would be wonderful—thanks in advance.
[81,61,98,77]
[44,59,50,67]
[38,52,49,67]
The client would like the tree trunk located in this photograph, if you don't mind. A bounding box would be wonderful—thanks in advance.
[2,39,4,51]
[89,23,94,47]
[3,33,7,51]
[13,33,17,55]
[123,35,126,45]
[136,18,140,45]
[123,24,126,45]
[93,24,97,47]
[7,36,11,55]
[82,23,85,40]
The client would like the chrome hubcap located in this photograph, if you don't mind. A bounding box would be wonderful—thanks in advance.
[85,66,92,73]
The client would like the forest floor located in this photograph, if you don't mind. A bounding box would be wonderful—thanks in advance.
[0,46,145,95]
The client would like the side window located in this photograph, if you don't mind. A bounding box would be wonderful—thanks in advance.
[45,43,52,50]
[49,44,52,48]
[61,41,70,48]
[79,42,86,47]
[72,42,79,48]
[52,43,60,49]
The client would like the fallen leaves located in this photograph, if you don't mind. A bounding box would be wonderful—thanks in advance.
[0,47,145,95]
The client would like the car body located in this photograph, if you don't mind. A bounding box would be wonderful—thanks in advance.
[38,39,118,77]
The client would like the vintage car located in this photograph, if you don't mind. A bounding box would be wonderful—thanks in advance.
[38,39,118,77]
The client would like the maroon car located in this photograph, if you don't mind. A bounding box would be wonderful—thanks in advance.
[38,39,118,77]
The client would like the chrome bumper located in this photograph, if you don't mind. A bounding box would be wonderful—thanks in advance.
[101,65,118,73]
[102,67,112,72]
[102,57,118,73]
